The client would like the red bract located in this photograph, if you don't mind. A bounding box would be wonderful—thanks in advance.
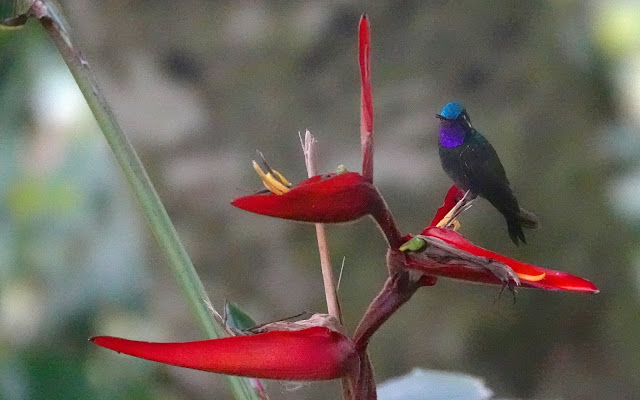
[91,326,358,381]
[232,172,385,223]
[404,226,599,293]
[359,14,374,182]
[428,185,465,227]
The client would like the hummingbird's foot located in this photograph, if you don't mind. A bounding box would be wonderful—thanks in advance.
[483,259,520,301]
[496,278,518,304]
[436,190,474,229]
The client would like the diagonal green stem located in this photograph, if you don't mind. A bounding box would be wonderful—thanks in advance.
[32,1,262,398]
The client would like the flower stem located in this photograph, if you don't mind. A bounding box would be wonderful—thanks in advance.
[353,271,418,349]
[301,131,352,399]
[300,131,342,323]
[33,1,262,398]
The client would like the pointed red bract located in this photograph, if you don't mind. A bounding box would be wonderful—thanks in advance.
[429,185,464,227]
[92,327,357,381]
[359,14,374,182]
[232,172,383,223]
[406,227,599,293]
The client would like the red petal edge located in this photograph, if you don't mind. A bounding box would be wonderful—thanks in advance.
[91,327,357,381]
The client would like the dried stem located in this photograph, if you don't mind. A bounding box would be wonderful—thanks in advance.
[300,130,342,323]
[300,131,351,399]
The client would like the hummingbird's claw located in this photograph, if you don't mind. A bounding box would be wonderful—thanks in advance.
[415,235,521,299]
[496,278,518,304]
[485,260,520,303]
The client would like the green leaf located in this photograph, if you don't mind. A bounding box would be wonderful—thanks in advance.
[224,301,258,331]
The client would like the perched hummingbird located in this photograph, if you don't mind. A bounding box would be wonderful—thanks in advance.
[437,101,538,245]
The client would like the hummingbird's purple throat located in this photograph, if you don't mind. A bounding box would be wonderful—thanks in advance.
[439,123,466,148]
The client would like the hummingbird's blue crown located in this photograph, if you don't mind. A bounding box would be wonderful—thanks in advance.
[440,101,464,119]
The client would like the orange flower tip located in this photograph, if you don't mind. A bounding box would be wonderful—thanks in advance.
[516,272,546,282]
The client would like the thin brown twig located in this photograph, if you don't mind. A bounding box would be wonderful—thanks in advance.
[300,130,352,399]
[300,130,343,323]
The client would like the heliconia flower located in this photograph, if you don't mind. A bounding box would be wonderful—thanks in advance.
[402,226,599,293]
[232,157,386,224]
[91,325,358,381]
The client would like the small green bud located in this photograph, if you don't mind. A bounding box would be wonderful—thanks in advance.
[399,236,427,252]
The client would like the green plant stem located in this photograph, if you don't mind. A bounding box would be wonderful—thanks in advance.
[34,1,262,399]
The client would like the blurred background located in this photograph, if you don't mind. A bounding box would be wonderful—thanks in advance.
[1,0,639,399]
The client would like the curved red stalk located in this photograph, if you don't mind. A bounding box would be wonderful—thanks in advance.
[91,327,357,381]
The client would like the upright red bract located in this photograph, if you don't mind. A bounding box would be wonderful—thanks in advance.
[359,14,374,183]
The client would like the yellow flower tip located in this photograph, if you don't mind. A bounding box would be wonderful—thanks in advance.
[336,165,347,175]
[252,160,291,195]
[435,214,460,230]
[271,169,291,187]
[515,271,546,282]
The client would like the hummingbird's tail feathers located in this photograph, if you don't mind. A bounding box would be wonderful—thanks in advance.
[507,218,526,246]
[506,208,539,246]
[517,208,539,230]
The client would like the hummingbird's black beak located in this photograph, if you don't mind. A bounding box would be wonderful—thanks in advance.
[435,114,446,120]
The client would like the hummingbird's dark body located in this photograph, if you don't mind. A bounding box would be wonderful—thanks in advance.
[437,102,538,245]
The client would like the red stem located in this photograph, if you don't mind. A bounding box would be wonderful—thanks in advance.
[370,191,403,249]
[353,352,377,400]
[353,270,423,350]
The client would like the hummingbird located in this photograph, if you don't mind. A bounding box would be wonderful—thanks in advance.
[436,101,538,245]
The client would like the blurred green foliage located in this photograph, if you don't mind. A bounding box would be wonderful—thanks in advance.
[1,1,640,399]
